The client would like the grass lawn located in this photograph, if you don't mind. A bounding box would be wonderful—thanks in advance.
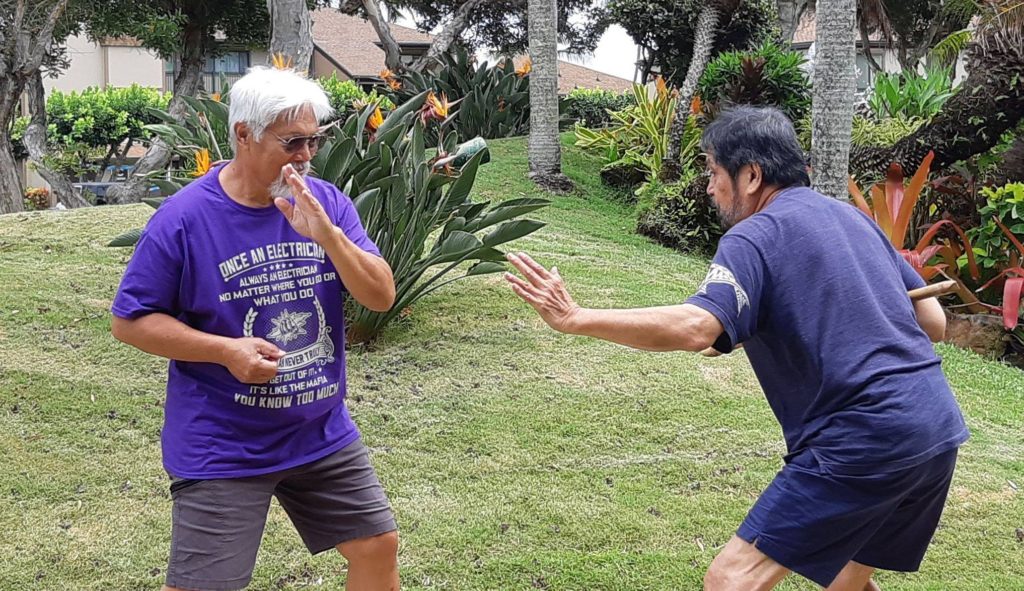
[1,134,1022,590]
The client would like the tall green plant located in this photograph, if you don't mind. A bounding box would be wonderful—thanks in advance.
[866,66,955,121]
[317,73,394,122]
[111,88,550,343]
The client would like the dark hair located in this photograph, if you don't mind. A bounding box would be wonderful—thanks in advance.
[700,106,810,188]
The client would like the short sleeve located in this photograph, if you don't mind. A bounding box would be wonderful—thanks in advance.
[110,209,185,319]
[685,234,766,353]
[896,251,927,291]
[328,185,381,257]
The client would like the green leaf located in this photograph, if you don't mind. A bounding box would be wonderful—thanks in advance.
[482,220,546,247]
[108,228,143,247]
[466,261,506,276]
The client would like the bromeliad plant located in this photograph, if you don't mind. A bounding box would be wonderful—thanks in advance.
[849,154,1024,329]
[110,88,550,343]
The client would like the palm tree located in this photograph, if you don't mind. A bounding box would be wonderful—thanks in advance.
[850,0,1024,178]
[268,0,314,71]
[527,0,572,191]
[810,0,857,198]
[661,0,740,182]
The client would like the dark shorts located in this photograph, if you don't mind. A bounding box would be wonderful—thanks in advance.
[737,447,958,587]
[165,438,396,591]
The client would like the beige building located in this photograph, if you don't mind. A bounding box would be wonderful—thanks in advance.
[27,10,632,197]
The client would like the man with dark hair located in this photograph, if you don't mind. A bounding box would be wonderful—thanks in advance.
[505,106,968,590]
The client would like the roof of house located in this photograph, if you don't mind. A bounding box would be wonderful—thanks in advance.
[310,8,634,93]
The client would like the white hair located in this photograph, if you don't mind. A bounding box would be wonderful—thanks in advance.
[228,66,333,152]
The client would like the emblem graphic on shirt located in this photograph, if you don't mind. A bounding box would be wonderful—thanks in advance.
[267,308,312,345]
[243,296,335,371]
[697,264,750,313]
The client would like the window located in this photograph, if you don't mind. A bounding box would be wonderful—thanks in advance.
[165,51,250,93]
[855,50,885,93]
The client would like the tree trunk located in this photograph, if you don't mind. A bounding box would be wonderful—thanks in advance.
[0,0,70,214]
[527,0,569,191]
[24,70,89,208]
[408,0,487,72]
[777,0,813,44]
[267,0,314,72]
[104,24,206,205]
[361,0,404,72]
[810,0,856,198]
[661,4,720,183]
[850,33,1024,179]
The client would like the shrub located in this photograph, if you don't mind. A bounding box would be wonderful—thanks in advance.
[23,187,50,210]
[317,74,394,122]
[564,88,633,128]
[636,175,722,255]
[697,40,811,123]
[113,87,549,343]
[851,115,927,149]
[866,66,955,121]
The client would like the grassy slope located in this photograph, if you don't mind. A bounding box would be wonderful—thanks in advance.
[0,135,1021,590]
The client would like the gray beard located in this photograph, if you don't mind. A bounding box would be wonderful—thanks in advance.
[270,164,310,200]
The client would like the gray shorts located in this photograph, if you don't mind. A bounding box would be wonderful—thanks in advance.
[165,438,396,591]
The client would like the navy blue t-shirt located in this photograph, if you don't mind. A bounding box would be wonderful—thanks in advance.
[686,186,968,474]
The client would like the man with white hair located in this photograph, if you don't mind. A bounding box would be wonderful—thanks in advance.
[111,67,399,591]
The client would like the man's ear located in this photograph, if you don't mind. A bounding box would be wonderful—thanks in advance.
[745,162,764,196]
[234,122,250,149]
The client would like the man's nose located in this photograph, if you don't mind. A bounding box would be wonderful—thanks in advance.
[292,140,313,162]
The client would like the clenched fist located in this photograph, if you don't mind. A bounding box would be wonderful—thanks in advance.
[221,337,284,384]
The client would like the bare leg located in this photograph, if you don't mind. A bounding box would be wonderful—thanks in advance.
[826,561,878,591]
[337,530,400,591]
[704,536,792,591]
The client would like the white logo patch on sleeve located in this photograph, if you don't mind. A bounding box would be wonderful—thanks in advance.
[697,264,750,313]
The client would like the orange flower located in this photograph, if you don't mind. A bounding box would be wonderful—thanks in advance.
[192,148,211,177]
[387,78,402,91]
[421,91,451,124]
[655,75,668,98]
[516,57,532,78]
[355,99,384,138]
[271,53,293,70]
[211,92,221,102]
[379,68,396,81]
[690,94,703,115]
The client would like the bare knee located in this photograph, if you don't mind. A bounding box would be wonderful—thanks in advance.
[705,559,750,591]
[337,530,399,564]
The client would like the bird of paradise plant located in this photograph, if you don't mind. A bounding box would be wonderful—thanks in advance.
[516,57,532,78]
[192,148,211,177]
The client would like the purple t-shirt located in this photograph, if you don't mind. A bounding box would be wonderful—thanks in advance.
[686,187,968,474]
[112,164,380,479]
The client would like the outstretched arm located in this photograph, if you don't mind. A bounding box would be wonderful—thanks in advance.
[504,252,724,352]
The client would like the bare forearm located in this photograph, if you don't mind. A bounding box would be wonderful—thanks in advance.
[111,313,229,364]
[565,304,723,352]
[914,297,946,342]
[323,227,396,312]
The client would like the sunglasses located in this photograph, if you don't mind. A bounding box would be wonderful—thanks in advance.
[267,121,339,154]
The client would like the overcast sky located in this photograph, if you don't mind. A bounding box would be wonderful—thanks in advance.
[391,11,641,82]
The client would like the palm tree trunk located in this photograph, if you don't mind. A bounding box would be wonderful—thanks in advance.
[661,4,720,183]
[850,30,1024,179]
[267,0,314,71]
[810,0,857,198]
[527,0,570,191]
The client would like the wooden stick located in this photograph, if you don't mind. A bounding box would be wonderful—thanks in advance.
[700,280,960,357]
